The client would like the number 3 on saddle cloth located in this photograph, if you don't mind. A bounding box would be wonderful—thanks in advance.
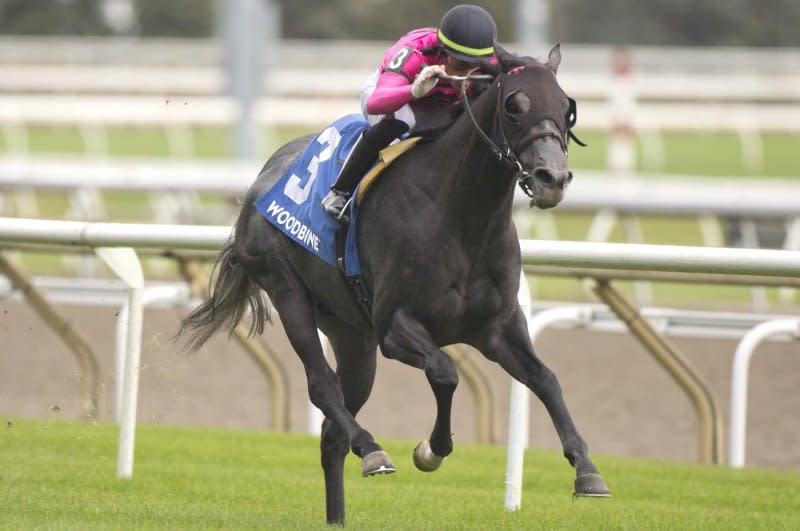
[254,113,421,280]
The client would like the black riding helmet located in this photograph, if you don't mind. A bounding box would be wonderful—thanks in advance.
[437,4,497,63]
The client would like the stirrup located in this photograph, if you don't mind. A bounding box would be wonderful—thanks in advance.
[321,188,351,224]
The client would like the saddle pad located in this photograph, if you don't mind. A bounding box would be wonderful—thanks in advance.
[253,114,368,274]
[254,114,420,278]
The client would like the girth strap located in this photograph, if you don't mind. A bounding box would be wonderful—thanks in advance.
[335,229,373,323]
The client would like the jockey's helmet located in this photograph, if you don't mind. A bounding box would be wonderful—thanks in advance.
[437,4,496,63]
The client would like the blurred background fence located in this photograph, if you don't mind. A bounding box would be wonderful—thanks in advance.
[2,35,798,306]
[1,0,799,468]
[1,37,798,156]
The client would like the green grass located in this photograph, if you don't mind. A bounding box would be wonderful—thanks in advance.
[2,418,800,530]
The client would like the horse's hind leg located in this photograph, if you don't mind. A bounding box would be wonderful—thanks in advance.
[379,310,459,471]
[318,320,381,525]
[261,276,384,462]
[472,308,609,496]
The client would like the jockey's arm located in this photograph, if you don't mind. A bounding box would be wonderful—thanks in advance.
[365,64,447,116]
[364,71,415,116]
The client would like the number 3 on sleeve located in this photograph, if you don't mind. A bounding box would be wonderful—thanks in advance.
[385,47,414,80]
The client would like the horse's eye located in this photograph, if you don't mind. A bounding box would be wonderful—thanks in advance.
[566,97,578,128]
[504,91,531,117]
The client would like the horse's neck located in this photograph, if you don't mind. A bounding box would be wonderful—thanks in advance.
[436,87,516,225]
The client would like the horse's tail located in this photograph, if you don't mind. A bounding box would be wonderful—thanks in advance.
[178,239,269,351]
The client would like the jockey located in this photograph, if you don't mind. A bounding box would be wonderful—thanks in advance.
[321,4,497,223]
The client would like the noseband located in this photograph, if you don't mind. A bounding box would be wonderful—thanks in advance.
[441,69,582,199]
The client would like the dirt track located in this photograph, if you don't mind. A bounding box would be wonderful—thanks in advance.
[1,301,799,471]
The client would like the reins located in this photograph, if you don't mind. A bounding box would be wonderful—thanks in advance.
[439,71,537,198]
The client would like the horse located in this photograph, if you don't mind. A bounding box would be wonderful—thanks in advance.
[179,44,609,525]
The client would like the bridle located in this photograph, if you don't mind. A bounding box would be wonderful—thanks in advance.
[440,69,584,199]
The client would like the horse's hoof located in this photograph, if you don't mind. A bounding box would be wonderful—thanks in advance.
[412,440,446,472]
[362,450,396,477]
[574,473,610,497]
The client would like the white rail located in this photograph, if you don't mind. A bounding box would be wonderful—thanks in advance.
[518,239,800,278]
[3,217,799,275]
[0,217,229,250]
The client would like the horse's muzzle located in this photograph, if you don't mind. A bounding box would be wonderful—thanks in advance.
[527,167,572,209]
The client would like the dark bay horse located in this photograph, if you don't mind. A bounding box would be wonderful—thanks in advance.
[180,44,609,525]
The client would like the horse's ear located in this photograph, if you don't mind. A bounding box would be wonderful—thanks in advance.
[545,43,562,74]
[479,61,501,78]
[494,41,524,73]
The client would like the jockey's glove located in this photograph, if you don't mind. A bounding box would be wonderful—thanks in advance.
[411,65,446,99]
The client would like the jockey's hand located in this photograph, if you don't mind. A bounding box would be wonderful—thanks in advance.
[411,65,446,99]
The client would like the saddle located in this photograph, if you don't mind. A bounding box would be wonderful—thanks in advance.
[355,136,423,205]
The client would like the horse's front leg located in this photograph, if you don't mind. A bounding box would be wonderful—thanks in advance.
[379,310,458,471]
[471,307,609,496]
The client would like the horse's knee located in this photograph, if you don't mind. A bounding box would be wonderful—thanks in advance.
[379,334,425,369]
[426,354,459,390]
[305,368,341,410]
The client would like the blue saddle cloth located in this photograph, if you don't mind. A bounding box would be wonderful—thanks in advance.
[253,114,370,277]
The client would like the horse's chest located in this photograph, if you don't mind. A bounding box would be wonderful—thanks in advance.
[418,278,505,346]
[425,250,514,326]
[463,278,506,318]
[415,278,505,331]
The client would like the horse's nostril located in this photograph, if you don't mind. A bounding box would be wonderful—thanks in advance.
[534,168,555,186]
[534,168,572,189]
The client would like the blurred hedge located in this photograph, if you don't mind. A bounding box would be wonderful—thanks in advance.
[0,0,797,46]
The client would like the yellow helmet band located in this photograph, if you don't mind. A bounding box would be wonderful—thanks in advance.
[437,29,494,57]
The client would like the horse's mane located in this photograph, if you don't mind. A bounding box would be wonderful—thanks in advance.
[417,49,547,141]
[450,47,548,118]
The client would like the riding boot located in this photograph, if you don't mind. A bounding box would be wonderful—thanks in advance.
[321,117,410,223]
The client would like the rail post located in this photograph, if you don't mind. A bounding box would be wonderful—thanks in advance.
[505,285,593,510]
[593,279,724,464]
[94,247,144,479]
[729,318,800,468]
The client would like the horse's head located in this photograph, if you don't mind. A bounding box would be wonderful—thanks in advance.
[485,44,581,209]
